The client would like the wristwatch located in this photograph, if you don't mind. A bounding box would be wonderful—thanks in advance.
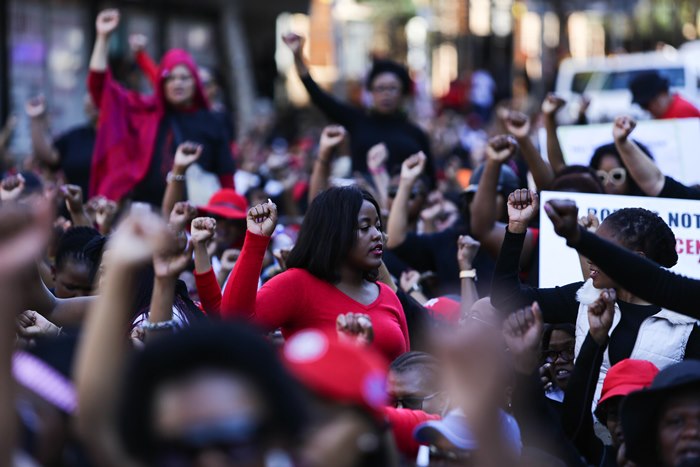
[459,269,477,280]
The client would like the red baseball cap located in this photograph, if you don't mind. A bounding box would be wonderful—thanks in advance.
[597,359,659,409]
[282,329,388,420]
[198,189,248,220]
[424,297,461,324]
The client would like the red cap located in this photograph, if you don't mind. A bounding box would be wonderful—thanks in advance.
[282,329,388,419]
[198,189,248,220]
[598,359,659,406]
[423,297,461,324]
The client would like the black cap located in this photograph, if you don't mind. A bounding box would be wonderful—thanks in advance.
[620,359,700,464]
[464,163,521,197]
[629,71,669,107]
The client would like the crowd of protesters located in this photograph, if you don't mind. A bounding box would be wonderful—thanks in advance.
[1,7,700,467]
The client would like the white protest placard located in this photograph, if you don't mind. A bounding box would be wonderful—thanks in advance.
[538,191,700,288]
[537,118,700,186]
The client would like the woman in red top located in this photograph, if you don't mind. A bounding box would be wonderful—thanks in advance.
[221,186,409,361]
[86,9,234,206]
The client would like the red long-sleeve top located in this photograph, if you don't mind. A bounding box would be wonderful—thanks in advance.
[134,50,159,86]
[220,231,410,361]
[194,268,222,317]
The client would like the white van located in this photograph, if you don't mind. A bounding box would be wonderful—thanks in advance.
[554,50,699,123]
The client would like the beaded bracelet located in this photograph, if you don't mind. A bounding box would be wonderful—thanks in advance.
[139,319,178,331]
[166,171,186,183]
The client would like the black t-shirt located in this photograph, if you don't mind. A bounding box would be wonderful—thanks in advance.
[54,125,96,197]
[301,74,435,184]
[389,223,495,297]
[133,109,235,206]
[659,175,700,200]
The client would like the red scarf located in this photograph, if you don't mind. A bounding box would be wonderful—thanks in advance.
[88,49,210,201]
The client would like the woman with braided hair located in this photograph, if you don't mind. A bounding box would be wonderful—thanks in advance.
[544,197,700,321]
[53,227,106,298]
[491,189,700,405]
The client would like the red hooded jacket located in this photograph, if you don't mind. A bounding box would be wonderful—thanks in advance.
[88,49,210,201]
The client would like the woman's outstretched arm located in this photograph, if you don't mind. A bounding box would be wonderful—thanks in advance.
[87,9,120,106]
[546,199,700,319]
[282,33,360,128]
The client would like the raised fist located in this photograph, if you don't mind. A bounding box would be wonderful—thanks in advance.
[246,199,278,237]
[128,33,148,53]
[504,111,531,139]
[541,94,566,116]
[457,235,480,270]
[0,174,25,202]
[60,184,84,214]
[399,269,421,294]
[507,188,538,233]
[400,151,427,183]
[25,95,46,118]
[367,142,389,173]
[578,211,600,233]
[282,33,305,56]
[502,302,544,373]
[220,248,241,272]
[486,135,518,163]
[544,199,581,244]
[612,116,636,144]
[588,289,616,345]
[168,201,197,233]
[336,312,374,347]
[173,141,203,172]
[96,9,120,37]
[319,125,347,152]
[190,217,216,245]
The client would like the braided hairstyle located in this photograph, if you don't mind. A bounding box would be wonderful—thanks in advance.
[600,208,678,268]
[55,227,106,284]
[390,351,440,378]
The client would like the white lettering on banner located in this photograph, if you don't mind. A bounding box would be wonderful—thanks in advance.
[537,118,700,186]
[538,191,700,288]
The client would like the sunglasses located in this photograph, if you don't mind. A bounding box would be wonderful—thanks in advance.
[154,417,266,467]
[543,348,575,363]
[596,167,626,186]
[392,392,442,410]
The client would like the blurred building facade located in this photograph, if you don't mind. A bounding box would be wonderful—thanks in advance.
[278,0,700,114]
[3,0,700,156]
[0,0,309,156]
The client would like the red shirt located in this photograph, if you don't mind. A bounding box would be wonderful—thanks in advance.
[194,268,222,316]
[661,94,700,119]
[221,231,410,361]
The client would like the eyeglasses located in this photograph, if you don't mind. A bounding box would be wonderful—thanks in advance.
[429,445,473,462]
[392,392,442,410]
[154,417,266,467]
[371,85,402,95]
[543,349,575,363]
[596,167,627,186]
[387,186,425,199]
